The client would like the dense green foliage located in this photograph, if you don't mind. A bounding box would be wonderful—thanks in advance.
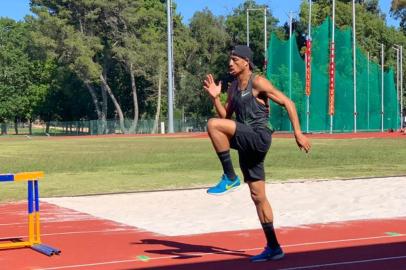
[0,0,405,134]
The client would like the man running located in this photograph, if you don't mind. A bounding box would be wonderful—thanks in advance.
[203,45,311,262]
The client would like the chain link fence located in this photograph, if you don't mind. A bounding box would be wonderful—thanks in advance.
[0,118,209,136]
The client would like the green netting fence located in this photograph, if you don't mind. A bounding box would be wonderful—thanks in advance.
[267,17,399,132]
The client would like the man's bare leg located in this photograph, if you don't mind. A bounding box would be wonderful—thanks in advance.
[206,118,240,194]
[207,118,237,152]
[248,180,283,262]
[247,181,274,223]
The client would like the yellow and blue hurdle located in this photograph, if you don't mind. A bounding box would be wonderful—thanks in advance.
[0,172,60,256]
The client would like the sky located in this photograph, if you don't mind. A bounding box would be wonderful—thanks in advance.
[0,0,400,28]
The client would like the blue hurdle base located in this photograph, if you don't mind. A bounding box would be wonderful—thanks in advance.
[31,244,61,256]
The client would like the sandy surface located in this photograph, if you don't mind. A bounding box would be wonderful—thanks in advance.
[43,177,406,236]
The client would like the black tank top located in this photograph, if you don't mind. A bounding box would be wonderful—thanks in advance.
[228,74,271,130]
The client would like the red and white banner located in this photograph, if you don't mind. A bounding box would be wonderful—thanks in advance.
[329,42,335,115]
[305,39,312,97]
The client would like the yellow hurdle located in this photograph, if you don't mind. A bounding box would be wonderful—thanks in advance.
[0,172,60,256]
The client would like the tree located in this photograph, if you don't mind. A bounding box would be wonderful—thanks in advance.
[30,0,177,134]
[0,18,50,135]
[178,9,231,118]
[31,0,107,130]
[391,0,406,33]
[112,0,168,132]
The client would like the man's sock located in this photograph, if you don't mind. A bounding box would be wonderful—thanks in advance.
[217,150,236,180]
[261,222,280,249]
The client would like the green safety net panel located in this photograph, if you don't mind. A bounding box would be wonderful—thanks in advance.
[266,17,399,132]
[266,33,306,131]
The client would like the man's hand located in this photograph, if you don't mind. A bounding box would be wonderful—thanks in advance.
[295,132,311,153]
[203,74,222,100]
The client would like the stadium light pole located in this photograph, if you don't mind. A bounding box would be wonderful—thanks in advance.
[381,43,384,132]
[246,9,249,47]
[393,45,400,129]
[166,0,174,133]
[306,0,312,134]
[401,45,404,128]
[287,11,295,132]
[395,44,404,128]
[329,0,336,134]
[264,7,267,68]
[352,0,357,133]
[367,52,370,130]
[288,11,293,102]
[246,7,268,65]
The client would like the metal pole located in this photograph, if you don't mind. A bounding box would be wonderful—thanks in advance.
[381,43,384,132]
[396,47,400,129]
[289,11,293,100]
[167,0,174,133]
[264,7,267,65]
[367,52,370,130]
[394,44,402,129]
[401,46,404,128]
[306,51,310,133]
[247,8,268,64]
[171,5,175,107]
[332,0,335,59]
[289,11,293,132]
[246,10,249,47]
[352,0,357,133]
[330,0,335,134]
[307,0,312,133]
[308,0,312,37]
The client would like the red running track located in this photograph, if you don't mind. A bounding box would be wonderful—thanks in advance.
[0,202,405,270]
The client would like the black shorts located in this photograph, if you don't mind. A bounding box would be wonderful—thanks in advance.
[230,122,273,182]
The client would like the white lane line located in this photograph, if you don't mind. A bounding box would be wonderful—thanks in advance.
[283,234,405,248]
[4,228,138,239]
[3,225,404,242]
[36,254,406,270]
[35,234,406,270]
[0,219,99,226]
[36,256,173,270]
[278,255,406,270]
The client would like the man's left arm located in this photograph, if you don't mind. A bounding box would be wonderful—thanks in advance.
[253,76,311,152]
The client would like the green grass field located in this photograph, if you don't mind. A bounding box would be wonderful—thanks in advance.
[0,135,405,202]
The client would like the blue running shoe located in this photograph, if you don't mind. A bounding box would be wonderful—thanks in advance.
[207,174,241,195]
[250,246,284,262]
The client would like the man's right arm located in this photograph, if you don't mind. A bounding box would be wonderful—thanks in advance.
[204,74,233,119]
[212,97,227,118]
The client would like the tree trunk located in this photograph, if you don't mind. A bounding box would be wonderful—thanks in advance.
[99,74,127,134]
[14,117,18,135]
[1,121,7,135]
[102,65,108,133]
[152,67,163,134]
[46,122,50,134]
[128,62,139,133]
[29,119,32,135]
[102,85,108,132]
[85,81,106,134]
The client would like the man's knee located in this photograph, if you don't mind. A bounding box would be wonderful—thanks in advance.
[207,118,221,132]
[250,189,267,205]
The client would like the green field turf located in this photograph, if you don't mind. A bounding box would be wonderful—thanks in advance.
[0,136,405,202]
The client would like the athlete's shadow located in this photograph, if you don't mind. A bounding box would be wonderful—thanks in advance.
[135,239,249,260]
